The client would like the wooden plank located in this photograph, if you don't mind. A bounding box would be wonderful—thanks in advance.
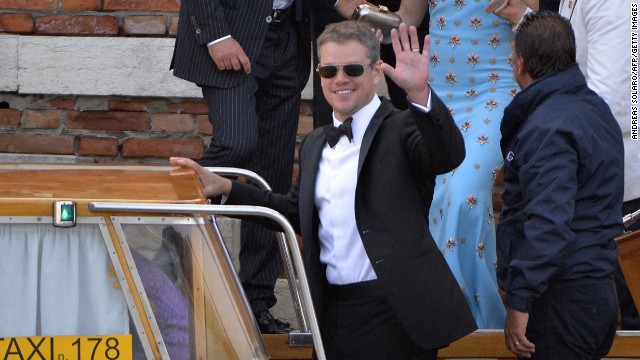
[0,164,206,203]
[617,230,640,314]
[264,331,640,359]
[263,334,313,360]
[439,330,640,359]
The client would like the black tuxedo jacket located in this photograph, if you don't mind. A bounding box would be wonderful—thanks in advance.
[171,0,311,91]
[228,93,477,349]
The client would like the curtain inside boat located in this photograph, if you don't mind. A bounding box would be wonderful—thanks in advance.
[0,223,129,337]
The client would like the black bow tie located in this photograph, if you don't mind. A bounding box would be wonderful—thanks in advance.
[325,118,353,148]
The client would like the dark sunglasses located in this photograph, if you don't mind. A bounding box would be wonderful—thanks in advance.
[316,63,370,78]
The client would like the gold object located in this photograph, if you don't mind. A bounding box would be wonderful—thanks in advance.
[352,4,402,45]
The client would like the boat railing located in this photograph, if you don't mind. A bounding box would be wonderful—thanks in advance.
[89,200,326,360]
[203,167,309,335]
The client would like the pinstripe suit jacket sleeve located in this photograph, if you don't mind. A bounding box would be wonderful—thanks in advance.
[310,0,338,11]
[171,0,273,88]
[186,0,233,46]
[172,0,311,90]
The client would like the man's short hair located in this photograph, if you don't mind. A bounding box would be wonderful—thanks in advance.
[317,20,380,65]
[514,11,576,80]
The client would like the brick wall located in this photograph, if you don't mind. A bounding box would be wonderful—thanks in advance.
[0,0,180,36]
[0,0,313,166]
[0,1,499,215]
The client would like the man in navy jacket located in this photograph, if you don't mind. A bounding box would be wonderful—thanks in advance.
[497,12,623,359]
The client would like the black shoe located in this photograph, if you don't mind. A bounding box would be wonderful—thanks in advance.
[256,310,291,334]
[272,316,291,329]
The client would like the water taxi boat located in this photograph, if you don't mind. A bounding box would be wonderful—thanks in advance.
[0,163,637,359]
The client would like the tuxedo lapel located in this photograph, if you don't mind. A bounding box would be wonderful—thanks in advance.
[357,99,394,176]
[299,130,326,232]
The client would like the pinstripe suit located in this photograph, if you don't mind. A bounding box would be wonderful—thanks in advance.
[171,0,311,316]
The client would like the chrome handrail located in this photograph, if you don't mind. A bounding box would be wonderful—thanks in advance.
[624,208,640,229]
[89,202,326,360]
[204,167,308,332]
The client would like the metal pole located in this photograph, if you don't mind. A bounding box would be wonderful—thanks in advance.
[204,167,308,331]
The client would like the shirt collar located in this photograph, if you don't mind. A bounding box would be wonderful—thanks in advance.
[332,96,381,145]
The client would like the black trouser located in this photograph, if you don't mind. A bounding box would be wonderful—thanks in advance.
[319,280,437,360]
[525,279,617,360]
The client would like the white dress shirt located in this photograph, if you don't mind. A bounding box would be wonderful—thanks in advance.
[273,0,294,9]
[315,96,381,285]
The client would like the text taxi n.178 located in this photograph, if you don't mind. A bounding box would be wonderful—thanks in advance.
[0,335,132,360]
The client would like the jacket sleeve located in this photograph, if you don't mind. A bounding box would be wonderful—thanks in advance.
[224,133,309,234]
[403,89,466,176]
[225,180,301,235]
[310,0,338,12]
[184,0,232,46]
[504,125,578,312]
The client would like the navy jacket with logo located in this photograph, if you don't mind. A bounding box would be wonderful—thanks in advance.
[497,65,624,312]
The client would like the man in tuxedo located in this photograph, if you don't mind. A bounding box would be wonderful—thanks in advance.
[172,21,476,358]
[310,0,429,128]
[170,0,310,334]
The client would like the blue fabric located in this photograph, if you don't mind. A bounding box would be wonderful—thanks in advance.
[497,65,623,313]
[427,0,516,328]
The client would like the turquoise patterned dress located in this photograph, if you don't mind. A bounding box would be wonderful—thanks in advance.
[427,0,517,329]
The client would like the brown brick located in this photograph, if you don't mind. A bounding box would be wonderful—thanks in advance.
[196,115,212,135]
[79,136,119,156]
[47,98,76,110]
[297,115,313,136]
[168,16,178,36]
[168,100,208,114]
[151,113,193,133]
[299,100,313,116]
[124,15,166,35]
[0,109,21,127]
[68,111,148,131]
[294,140,301,161]
[61,0,102,10]
[22,109,63,129]
[104,0,179,12]
[122,138,203,158]
[36,15,119,35]
[0,0,56,10]
[0,133,74,154]
[110,99,159,112]
[0,13,34,34]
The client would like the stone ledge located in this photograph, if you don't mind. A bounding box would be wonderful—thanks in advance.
[0,153,94,163]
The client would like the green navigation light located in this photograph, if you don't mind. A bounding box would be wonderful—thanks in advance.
[60,205,74,222]
[54,201,76,227]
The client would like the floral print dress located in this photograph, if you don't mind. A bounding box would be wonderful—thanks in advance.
[427,0,517,329]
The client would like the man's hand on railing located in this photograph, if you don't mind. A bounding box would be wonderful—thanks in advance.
[170,157,232,198]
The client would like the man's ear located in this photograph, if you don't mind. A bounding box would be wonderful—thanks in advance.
[514,56,526,77]
[373,59,384,83]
